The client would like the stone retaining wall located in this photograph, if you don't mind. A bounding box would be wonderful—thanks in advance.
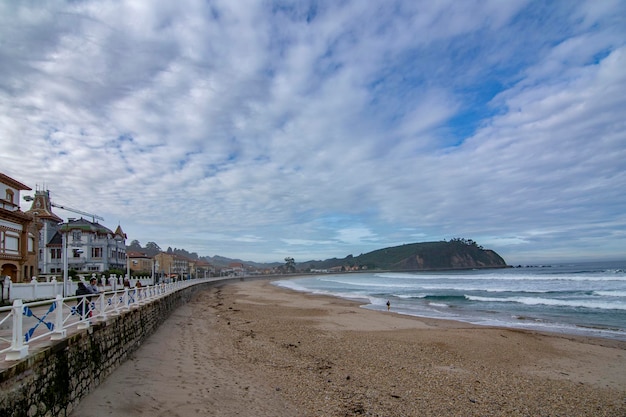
[0,281,213,417]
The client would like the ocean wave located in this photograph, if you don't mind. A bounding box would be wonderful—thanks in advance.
[273,281,370,302]
[593,290,626,297]
[394,293,428,299]
[375,272,625,282]
[427,302,450,308]
[464,295,626,310]
[318,278,414,289]
[416,285,554,293]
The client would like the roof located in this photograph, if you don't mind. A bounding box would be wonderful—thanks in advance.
[114,224,127,239]
[24,190,63,223]
[0,173,32,190]
[60,218,115,235]
[128,251,151,259]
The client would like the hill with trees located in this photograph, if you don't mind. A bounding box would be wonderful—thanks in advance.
[299,239,507,271]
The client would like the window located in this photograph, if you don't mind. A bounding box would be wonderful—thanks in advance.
[51,248,62,259]
[72,231,81,242]
[5,234,19,252]
[92,247,103,258]
[5,189,14,203]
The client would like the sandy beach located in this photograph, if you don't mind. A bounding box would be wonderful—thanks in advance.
[71,278,626,416]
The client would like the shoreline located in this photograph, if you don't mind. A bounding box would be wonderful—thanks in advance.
[271,276,626,347]
[273,271,626,342]
[71,278,626,417]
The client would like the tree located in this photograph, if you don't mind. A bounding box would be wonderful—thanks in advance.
[145,242,162,256]
[284,257,295,273]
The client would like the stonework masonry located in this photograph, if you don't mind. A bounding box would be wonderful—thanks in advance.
[0,281,218,417]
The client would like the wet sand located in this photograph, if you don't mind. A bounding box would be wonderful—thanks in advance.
[71,279,626,416]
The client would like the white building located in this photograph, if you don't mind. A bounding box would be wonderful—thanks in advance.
[46,218,127,276]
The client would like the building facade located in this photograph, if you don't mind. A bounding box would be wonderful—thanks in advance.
[128,251,154,275]
[0,173,39,282]
[23,188,63,276]
[45,219,128,276]
[153,252,193,280]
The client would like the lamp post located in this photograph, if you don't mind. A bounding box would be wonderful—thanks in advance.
[113,233,126,284]
[61,224,68,297]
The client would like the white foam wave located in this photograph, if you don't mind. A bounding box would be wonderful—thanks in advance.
[376,272,625,282]
[395,293,428,299]
[593,290,626,297]
[273,280,373,303]
[428,302,449,308]
[318,278,413,289]
[465,295,626,310]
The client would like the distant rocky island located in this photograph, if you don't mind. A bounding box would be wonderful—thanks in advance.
[301,238,507,271]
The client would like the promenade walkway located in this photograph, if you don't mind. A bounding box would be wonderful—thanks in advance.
[0,279,208,368]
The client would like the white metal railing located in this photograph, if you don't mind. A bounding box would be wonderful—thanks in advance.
[0,277,217,362]
[1,275,156,302]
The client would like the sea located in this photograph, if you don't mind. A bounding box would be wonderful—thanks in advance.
[273,260,626,341]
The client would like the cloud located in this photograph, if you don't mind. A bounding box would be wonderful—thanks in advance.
[335,227,378,245]
[1,1,625,264]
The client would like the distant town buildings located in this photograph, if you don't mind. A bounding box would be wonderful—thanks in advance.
[2,172,297,283]
[1,172,130,282]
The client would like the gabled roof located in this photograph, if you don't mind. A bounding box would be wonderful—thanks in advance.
[60,218,115,235]
[114,224,127,240]
[0,173,32,190]
[25,189,62,223]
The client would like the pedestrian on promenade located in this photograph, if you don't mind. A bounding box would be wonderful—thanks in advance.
[75,282,91,319]
[87,277,100,294]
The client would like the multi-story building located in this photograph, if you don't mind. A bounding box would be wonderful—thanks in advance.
[195,259,214,278]
[153,252,193,280]
[22,188,128,277]
[128,251,154,275]
[23,188,63,275]
[0,173,39,282]
[45,218,128,276]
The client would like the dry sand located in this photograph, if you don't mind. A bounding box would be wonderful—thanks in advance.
[71,278,626,416]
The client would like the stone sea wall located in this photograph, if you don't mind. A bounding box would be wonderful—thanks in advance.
[0,280,218,417]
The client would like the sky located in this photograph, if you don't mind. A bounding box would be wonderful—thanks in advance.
[1,0,625,265]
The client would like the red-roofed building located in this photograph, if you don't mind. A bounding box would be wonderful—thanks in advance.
[0,173,39,282]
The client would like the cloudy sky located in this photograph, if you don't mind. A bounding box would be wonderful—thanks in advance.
[2,1,625,265]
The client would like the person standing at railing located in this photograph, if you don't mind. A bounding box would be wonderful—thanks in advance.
[75,282,92,319]
[87,277,100,294]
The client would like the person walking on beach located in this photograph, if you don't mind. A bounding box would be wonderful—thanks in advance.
[386,300,391,311]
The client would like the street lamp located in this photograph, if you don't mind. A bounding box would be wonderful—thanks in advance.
[60,224,68,297]
[113,233,127,283]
